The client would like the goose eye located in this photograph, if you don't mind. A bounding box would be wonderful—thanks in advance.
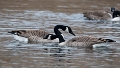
[65,27,69,32]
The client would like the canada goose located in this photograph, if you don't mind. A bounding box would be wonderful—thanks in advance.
[83,7,119,21]
[8,25,75,43]
[44,34,116,48]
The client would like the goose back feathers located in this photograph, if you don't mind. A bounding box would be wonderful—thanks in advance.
[64,36,115,47]
[84,10,112,20]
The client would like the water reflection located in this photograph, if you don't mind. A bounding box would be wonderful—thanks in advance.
[1,42,120,68]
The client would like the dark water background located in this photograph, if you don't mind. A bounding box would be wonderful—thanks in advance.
[0,0,120,68]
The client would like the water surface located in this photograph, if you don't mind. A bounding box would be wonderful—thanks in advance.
[0,0,120,68]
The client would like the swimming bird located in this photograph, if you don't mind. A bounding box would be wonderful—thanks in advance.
[83,7,119,21]
[8,25,76,43]
[44,34,116,48]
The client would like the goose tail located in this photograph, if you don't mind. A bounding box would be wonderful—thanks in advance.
[98,38,116,42]
[8,31,12,33]
[105,39,116,42]
[8,31,14,34]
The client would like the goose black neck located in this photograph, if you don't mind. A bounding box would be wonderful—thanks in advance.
[105,39,116,42]
[56,34,65,43]
[112,11,120,18]
[54,25,66,35]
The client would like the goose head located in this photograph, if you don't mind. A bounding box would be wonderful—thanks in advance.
[111,7,116,12]
[54,25,76,36]
[43,34,65,43]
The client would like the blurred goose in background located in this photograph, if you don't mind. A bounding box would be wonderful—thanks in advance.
[44,30,116,48]
[8,25,75,43]
[83,7,120,21]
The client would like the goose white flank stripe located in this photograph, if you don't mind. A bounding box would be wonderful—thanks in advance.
[13,34,28,43]
[111,17,120,21]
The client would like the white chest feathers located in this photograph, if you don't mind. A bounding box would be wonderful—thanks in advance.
[52,38,59,42]
[111,17,120,21]
[13,35,28,43]
[59,42,66,46]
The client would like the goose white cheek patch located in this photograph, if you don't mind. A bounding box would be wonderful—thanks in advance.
[65,27,69,33]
